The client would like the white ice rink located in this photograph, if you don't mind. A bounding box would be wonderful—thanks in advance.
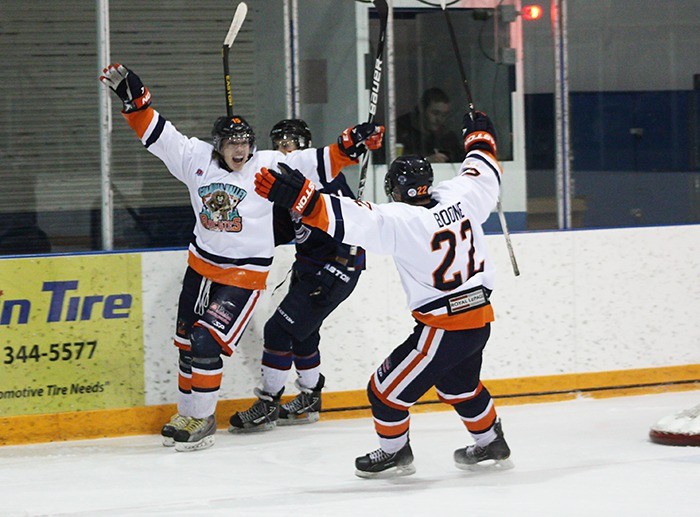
[2,390,698,517]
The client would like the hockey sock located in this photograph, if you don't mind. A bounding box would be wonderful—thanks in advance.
[190,356,223,419]
[261,348,293,394]
[293,351,321,389]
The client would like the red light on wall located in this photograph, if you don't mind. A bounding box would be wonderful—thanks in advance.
[522,4,543,21]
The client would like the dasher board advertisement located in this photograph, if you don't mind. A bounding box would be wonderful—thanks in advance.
[0,254,144,416]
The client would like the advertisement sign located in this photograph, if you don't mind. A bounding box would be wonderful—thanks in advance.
[0,254,144,416]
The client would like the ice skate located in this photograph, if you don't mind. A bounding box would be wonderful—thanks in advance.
[454,419,513,470]
[161,414,191,447]
[228,388,282,433]
[173,414,216,452]
[278,374,325,426]
[355,442,416,479]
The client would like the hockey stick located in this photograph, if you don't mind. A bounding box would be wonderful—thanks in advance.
[439,1,520,276]
[356,0,389,201]
[223,2,248,117]
[348,0,389,270]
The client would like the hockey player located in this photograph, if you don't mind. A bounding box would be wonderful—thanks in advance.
[228,119,365,432]
[99,64,383,452]
[254,111,512,477]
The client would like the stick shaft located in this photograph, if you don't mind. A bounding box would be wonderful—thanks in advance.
[349,0,389,269]
[222,2,248,117]
[356,0,388,201]
[441,4,520,276]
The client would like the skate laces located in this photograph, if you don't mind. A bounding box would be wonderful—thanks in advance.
[283,391,312,413]
[237,389,277,421]
[368,448,392,463]
[182,416,208,433]
[168,414,190,428]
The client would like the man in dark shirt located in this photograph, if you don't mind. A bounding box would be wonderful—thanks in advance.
[396,87,464,163]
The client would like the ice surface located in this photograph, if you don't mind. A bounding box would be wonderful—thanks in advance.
[1,390,698,516]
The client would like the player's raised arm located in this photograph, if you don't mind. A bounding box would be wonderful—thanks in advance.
[100,63,154,138]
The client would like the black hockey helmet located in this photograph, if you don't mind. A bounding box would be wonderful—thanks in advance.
[212,115,255,153]
[269,119,312,150]
[384,155,434,203]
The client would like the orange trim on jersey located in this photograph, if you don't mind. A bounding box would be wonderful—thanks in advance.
[191,371,223,390]
[412,305,494,331]
[438,382,484,405]
[328,143,359,178]
[462,405,497,433]
[187,252,268,290]
[123,106,155,139]
[374,418,410,438]
[302,195,330,233]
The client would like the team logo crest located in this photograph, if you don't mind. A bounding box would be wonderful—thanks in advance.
[198,183,247,232]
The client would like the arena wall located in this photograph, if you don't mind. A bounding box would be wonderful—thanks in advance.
[1,225,698,444]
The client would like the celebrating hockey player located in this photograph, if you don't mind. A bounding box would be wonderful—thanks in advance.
[254,110,512,477]
[228,119,366,432]
[99,63,383,452]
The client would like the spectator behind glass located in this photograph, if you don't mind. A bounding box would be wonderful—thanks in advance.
[396,87,464,163]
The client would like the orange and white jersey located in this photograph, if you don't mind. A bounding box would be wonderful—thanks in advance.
[303,149,502,330]
[121,107,355,290]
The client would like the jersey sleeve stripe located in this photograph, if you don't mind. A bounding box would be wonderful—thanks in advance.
[315,148,331,189]
[144,115,166,148]
[466,151,502,185]
[329,195,345,242]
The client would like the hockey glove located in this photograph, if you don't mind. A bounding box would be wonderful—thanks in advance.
[99,63,152,113]
[462,111,497,155]
[255,163,320,217]
[337,123,385,160]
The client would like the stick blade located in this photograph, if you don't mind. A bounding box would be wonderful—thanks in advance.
[224,2,248,47]
[375,0,389,20]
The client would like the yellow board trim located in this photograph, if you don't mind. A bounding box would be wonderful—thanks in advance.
[1,364,698,446]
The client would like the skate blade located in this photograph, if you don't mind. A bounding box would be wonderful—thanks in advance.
[277,412,320,426]
[456,458,514,472]
[355,464,416,479]
[227,421,276,434]
[162,437,175,447]
[174,435,215,452]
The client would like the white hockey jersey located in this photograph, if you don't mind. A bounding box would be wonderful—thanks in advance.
[302,149,502,330]
[122,107,355,290]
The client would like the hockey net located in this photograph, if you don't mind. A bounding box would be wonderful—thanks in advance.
[649,403,700,446]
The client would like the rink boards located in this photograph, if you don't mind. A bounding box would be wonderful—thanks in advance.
[1,225,698,444]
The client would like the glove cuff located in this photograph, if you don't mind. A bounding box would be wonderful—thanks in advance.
[123,87,152,114]
[464,130,497,155]
[292,180,319,216]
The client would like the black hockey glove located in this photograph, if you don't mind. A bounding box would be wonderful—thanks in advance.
[337,123,385,160]
[462,111,497,155]
[255,163,320,216]
[99,63,152,113]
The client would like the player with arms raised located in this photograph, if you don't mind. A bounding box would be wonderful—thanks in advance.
[99,64,383,452]
[255,111,512,477]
